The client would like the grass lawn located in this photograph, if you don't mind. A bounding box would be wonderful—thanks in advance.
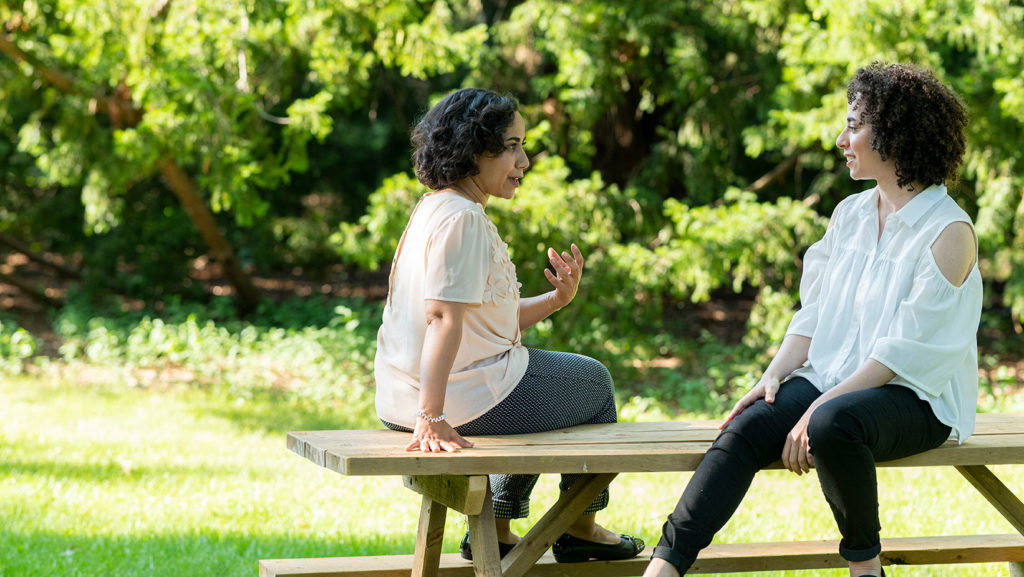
[2,374,1023,576]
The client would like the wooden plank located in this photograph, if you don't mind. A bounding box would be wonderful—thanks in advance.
[971,414,1024,435]
[288,421,723,448]
[286,413,1021,453]
[467,485,502,577]
[411,494,447,577]
[403,475,487,516]
[956,465,1024,535]
[502,473,618,577]
[328,448,709,476]
[301,437,1024,477]
[258,533,1024,576]
[286,414,1024,477]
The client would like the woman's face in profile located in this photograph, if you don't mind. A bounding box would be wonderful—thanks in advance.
[836,98,896,184]
[471,112,530,201]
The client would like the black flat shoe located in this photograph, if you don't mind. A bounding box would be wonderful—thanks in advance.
[551,533,645,563]
[459,531,516,561]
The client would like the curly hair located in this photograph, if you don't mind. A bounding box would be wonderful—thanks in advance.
[847,62,969,191]
[410,88,519,190]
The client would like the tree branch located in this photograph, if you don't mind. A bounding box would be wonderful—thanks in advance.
[0,30,139,126]
[0,270,63,309]
[0,233,81,279]
[744,146,815,193]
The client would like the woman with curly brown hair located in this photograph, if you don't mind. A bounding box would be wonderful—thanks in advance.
[644,62,982,577]
[374,88,644,563]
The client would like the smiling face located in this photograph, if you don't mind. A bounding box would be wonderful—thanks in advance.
[835,97,896,184]
[469,111,529,201]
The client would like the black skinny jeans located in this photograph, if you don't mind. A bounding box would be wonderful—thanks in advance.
[652,377,952,573]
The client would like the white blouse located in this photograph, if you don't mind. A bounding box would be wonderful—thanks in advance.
[374,191,529,428]
[786,184,983,441]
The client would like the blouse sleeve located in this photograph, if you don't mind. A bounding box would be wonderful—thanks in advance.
[869,247,983,397]
[785,202,843,338]
[423,209,490,304]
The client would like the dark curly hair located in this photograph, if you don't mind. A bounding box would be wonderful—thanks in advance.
[410,88,519,190]
[847,62,969,191]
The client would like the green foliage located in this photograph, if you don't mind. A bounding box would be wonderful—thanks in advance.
[0,316,36,374]
[4,0,1024,405]
[330,171,420,271]
[53,295,380,403]
[745,0,1024,315]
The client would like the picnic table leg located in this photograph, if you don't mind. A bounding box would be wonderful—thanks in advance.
[956,465,1024,577]
[411,494,448,577]
[501,473,619,577]
[955,465,1024,534]
[467,483,503,577]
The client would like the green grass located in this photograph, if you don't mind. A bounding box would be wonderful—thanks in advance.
[2,375,1023,577]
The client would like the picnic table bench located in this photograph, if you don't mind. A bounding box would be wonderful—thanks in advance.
[260,413,1024,576]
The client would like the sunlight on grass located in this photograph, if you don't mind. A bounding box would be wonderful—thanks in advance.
[2,375,1022,576]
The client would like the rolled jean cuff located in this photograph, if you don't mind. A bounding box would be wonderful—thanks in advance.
[840,541,881,562]
[492,498,530,519]
[651,545,687,574]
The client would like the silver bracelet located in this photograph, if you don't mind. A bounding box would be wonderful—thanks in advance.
[414,410,447,423]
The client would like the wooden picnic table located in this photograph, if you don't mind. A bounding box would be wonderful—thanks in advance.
[260,414,1024,576]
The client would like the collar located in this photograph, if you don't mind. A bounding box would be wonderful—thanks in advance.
[893,183,947,227]
[856,184,947,228]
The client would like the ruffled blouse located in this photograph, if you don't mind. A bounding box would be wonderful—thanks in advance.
[374,191,529,428]
[786,184,983,441]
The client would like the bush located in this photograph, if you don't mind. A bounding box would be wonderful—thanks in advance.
[0,316,36,375]
[52,296,380,406]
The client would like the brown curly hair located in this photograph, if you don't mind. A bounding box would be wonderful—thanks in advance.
[847,62,969,191]
[410,88,519,190]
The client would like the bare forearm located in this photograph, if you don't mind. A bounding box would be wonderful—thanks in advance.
[519,291,560,331]
[763,334,812,380]
[418,315,463,416]
[813,359,895,407]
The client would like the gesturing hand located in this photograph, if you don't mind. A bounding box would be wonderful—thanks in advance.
[406,419,474,453]
[544,243,585,310]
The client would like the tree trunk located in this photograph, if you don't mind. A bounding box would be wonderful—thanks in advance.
[157,159,260,314]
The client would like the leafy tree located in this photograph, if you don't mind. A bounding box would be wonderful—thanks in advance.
[3,0,1024,391]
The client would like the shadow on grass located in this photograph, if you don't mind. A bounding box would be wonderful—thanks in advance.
[0,528,425,577]
[196,390,381,436]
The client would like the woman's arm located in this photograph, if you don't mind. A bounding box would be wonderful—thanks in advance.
[721,334,811,427]
[409,298,474,453]
[519,244,585,331]
[518,291,562,331]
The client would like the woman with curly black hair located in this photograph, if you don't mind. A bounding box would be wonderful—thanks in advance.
[644,62,981,577]
[374,88,644,564]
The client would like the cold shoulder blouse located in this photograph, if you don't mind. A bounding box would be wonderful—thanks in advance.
[786,184,983,441]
